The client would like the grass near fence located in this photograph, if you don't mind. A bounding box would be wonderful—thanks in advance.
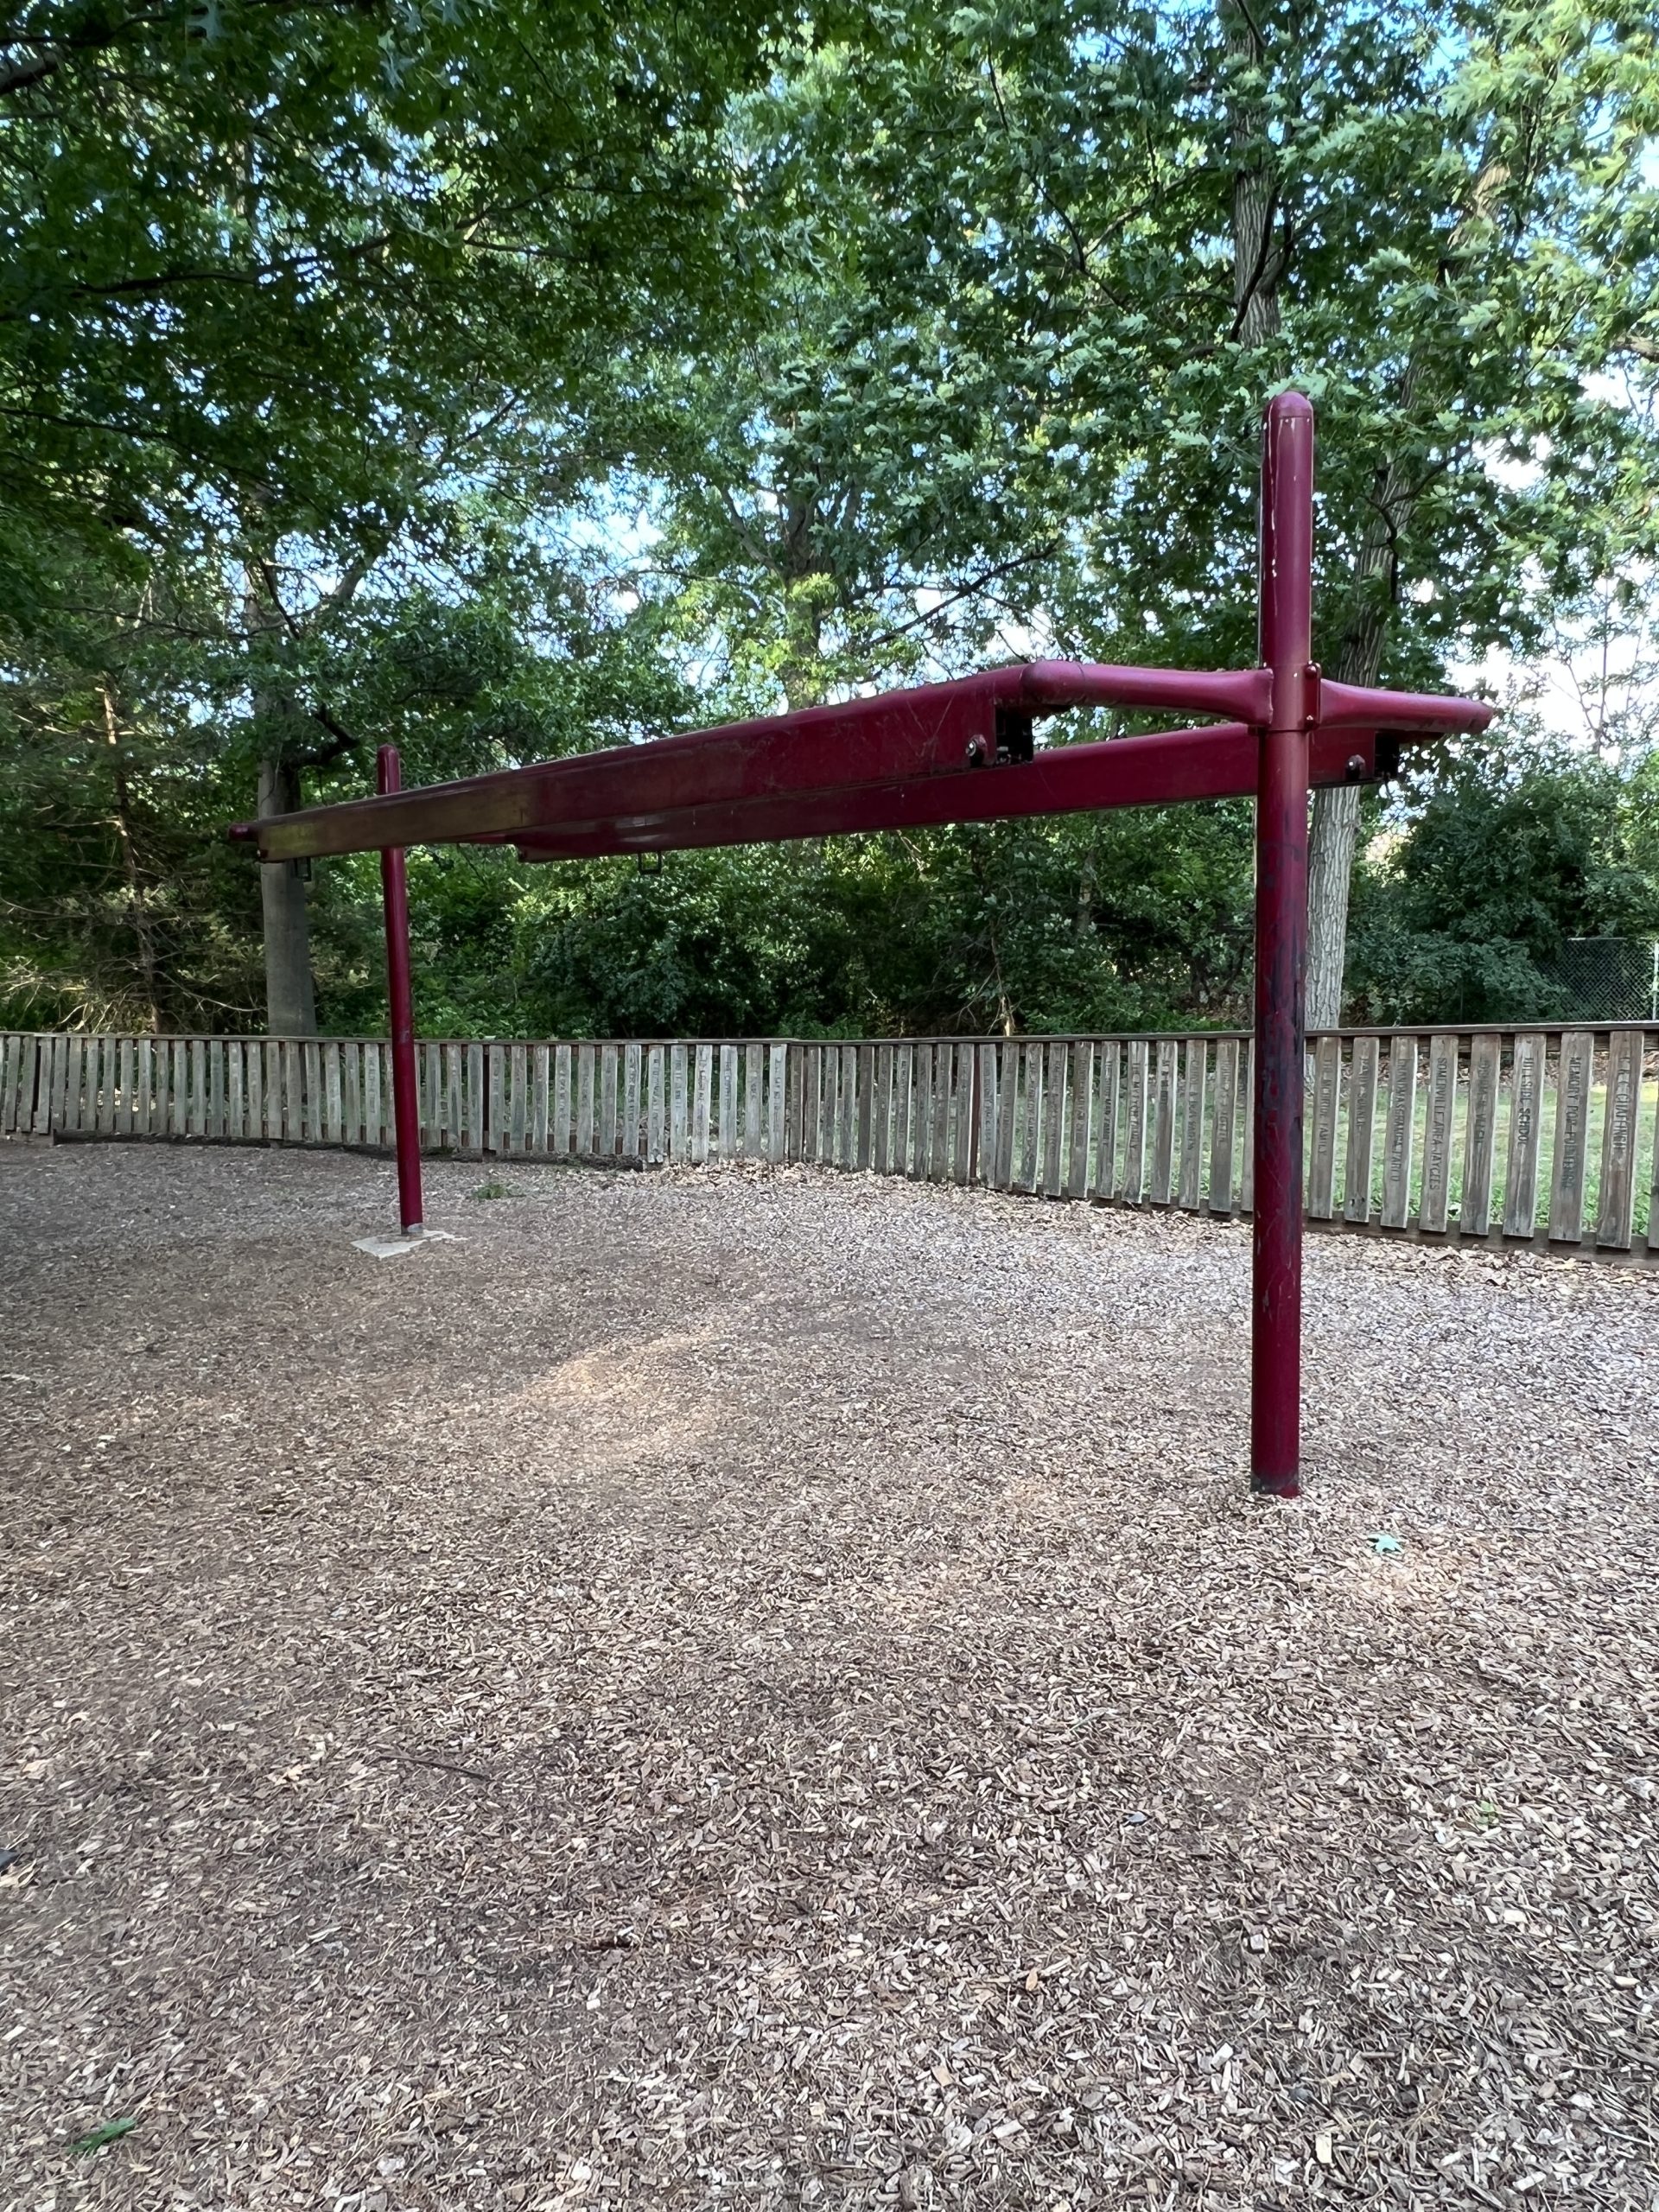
[1325,1072,1657,1241]
[1168,1061,1655,1242]
[1282,1065,1659,1238]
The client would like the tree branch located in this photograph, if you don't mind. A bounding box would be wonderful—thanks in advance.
[292,705,360,767]
[861,545,1057,655]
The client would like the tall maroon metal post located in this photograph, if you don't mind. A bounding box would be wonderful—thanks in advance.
[378,745,424,1236]
[1251,392,1315,1497]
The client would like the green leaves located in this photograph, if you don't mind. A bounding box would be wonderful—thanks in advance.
[1347,732,1659,1024]
[0,0,797,614]
[0,0,810,1026]
[3,0,1656,1036]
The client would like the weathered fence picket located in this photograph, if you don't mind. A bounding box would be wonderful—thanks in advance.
[837,1046,857,1170]
[1209,1039,1237,1216]
[691,1043,712,1164]
[1503,1034,1544,1236]
[1460,1034,1499,1236]
[936,1046,953,1183]
[1598,1028,1643,1249]
[462,1042,481,1154]
[1237,1045,1257,1215]
[718,1043,737,1160]
[1096,1043,1122,1203]
[625,1042,643,1158]
[1548,1031,1595,1246]
[1067,1042,1093,1200]
[1122,1039,1149,1203]
[767,1043,787,1164]
[9,1023,1654,1264]
[532,1046,550,1154]
[1165,1041,1189,1202]
[339,1043,357,1147]
[1306,1035,1340,1219]
[745,1042,764,1160]
[1178,1039,1207,1212]
[1043,1040,1067,1197]
[993,1046,1017,1190]
[654,1044,672,1167]
[1420,1034,1458,1234]
[554,1045,572,1156]
[486,1045,505,1157]
[1381,1037,1417,1230]
[576,1044,596,1157]
[599,1044,619,1158]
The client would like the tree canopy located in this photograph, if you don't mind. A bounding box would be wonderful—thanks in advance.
[2,0,1656,1038]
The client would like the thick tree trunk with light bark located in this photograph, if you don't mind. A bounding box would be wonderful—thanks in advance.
[99,683,162,1031]
[1304,785,1361,1029]
[244,549,320,1037]
[1231,160,1283,346]
[257,752,317,1035]
[1303,451,1411,1028]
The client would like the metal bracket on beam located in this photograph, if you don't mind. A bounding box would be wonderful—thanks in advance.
[994,707,1036,765]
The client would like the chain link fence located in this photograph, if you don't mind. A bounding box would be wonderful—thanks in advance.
[1550,937,1659,1022]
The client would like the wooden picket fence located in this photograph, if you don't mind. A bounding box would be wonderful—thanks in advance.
[3,1025,1656,1262]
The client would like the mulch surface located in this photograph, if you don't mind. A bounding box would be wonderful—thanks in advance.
[2,1140,1655,2210]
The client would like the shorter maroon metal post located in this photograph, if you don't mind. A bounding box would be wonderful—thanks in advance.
[378,745,424,1236]
[1251,392,1314,1497]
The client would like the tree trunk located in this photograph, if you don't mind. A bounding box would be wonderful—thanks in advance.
[1303,786,1362,1030]
[1303,452,1411,1027]
[100,683,162,1032]
[1224,2,1285,347]
[257,753,317,1035]
[243,547,320,1037]
[779,539,832,709]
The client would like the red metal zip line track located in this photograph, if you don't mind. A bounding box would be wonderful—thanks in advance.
[238,662,1480,866]
[230,393,1492,1496]
[499,724,1386,860]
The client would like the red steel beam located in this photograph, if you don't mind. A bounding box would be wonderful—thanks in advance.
[230,662,1490,868]
[505,722,1395,861]
[1318,677,1493,734]
[231,661,1276,863]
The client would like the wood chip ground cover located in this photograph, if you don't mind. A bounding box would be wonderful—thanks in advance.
[0,1142,1654,2211]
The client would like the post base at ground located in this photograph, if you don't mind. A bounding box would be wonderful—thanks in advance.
[1250,1471,1301,1500]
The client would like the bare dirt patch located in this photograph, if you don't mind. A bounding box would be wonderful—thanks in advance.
[2,1141,1655,2209]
